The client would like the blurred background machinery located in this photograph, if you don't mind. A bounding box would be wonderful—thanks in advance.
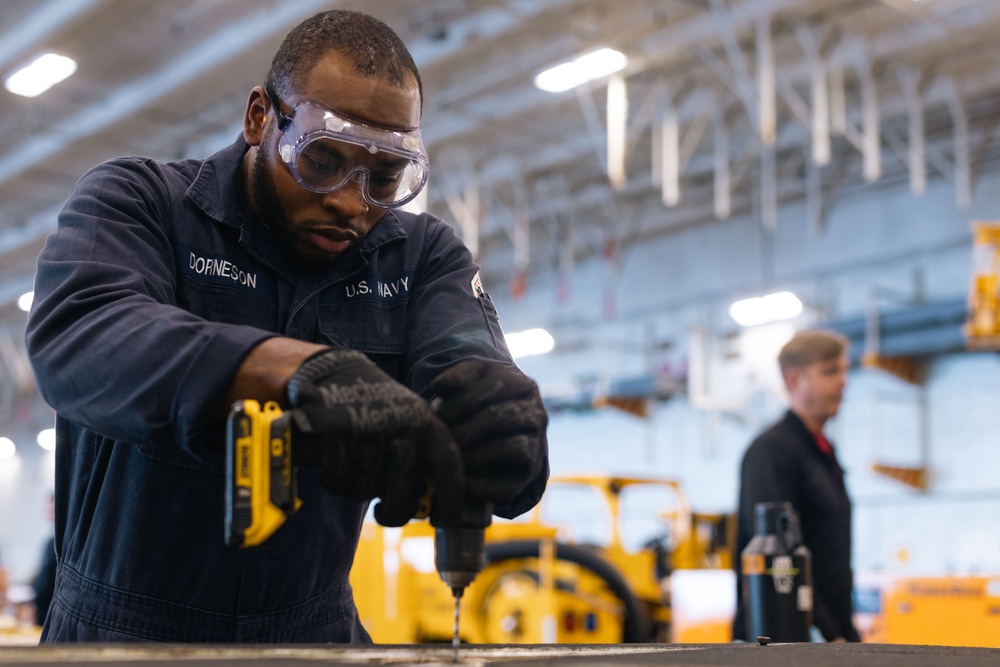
[965,221,1000,347]
[350,474,736,644]
[351,473,1000,649]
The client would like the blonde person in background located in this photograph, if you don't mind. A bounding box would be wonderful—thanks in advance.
[732,330,860,643]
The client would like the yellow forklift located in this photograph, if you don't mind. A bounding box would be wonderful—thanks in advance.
[349,474,734,644]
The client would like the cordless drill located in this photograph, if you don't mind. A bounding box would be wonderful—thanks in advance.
[224,398,491,652]
[433,503,492,655]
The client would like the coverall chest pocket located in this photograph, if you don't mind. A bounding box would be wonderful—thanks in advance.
[319,301,407,376]
[177,279,277,330]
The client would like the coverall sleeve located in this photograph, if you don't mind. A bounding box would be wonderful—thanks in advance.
[402,215,548,518]
[25,159,273,460]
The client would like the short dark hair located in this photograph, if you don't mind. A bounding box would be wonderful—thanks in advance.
[778,330,848,375]
[265,10,423,110]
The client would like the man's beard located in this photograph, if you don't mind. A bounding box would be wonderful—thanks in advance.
[249,130,338,273]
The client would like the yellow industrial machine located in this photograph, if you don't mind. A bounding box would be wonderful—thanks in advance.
[349,474,734,644]
[855,575,1000,648]
[966,221,1000,347]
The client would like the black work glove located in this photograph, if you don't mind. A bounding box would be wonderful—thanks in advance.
[430,359,548,505]
[286,348,463,527]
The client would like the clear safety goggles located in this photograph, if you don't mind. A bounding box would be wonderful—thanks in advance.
[266,84,430,208]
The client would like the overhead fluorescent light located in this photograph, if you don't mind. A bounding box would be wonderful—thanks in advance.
[37,428,56,451]
[5,53,77,98]
[17,291,33,312]
[729,291,803,327]
[0,437,16,459]
[505,328,555,359]
[534,47,627,93]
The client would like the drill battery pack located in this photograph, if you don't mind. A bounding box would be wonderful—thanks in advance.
[225,399,302,547]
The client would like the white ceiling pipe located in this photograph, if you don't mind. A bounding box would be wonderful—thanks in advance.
[756,15,777,146]
[660,95,680,207]
[607,74,628,191]
[794,23,831,167]
[760,144,778,232]
[829,64,847,136]
[713,110,731,221]
[854,42,883,183]
[899,68,927,197]
[945,79,971,211]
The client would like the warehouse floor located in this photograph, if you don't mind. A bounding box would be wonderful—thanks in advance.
[1,643,999,666]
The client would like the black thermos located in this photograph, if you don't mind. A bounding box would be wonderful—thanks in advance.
[741,502,813,642]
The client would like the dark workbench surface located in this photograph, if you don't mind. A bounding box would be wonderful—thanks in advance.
[1,643,998,666]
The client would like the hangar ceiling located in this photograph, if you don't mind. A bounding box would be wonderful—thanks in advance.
[0,0,998,418]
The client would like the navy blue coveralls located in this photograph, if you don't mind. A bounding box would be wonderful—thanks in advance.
[25,136,547,643]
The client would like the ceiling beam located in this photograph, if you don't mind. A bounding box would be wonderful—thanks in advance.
[0,0,336,186]
[0,0,106,71]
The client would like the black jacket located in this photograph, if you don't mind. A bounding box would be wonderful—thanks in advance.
[732,410,860,642]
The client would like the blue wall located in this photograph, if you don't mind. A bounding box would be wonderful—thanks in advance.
[496,168,1000,576]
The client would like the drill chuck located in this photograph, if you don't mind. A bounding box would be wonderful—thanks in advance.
[434,526,485,596]
[433,503,493,596]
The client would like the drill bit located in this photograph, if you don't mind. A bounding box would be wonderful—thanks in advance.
[434,505,492,664]
[452,589,462,663]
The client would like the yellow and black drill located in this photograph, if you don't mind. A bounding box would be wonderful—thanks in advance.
[224,399,489,653]
[224,400,300,547]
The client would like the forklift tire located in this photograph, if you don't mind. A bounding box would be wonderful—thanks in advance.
[484,540,651,643]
